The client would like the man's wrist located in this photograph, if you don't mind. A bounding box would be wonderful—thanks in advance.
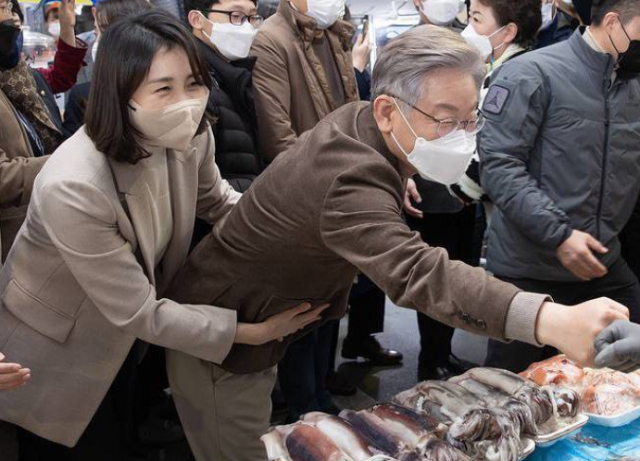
[536,301,567,347]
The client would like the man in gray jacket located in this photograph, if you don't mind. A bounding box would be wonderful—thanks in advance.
[479,0,640,372]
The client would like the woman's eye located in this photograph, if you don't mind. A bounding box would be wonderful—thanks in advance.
[156,86,171,94]
[188,81,202,88]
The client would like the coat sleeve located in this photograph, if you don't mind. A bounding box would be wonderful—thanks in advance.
[36,179,237,364]
[478,62,573,250]
[0,149,48,208]
[35,39,87,94]
[250,31,297,161]
[194,129,242,225]
[319,160,526,342]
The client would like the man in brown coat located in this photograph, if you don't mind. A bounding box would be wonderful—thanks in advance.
[250,0,384,422]
[250,0,358,161]
[166,26,629,461]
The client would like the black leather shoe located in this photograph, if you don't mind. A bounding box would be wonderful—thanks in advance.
[326,370,357,396]
[447,354,477,375]
[342,335,403,366]
[417,364,457,382]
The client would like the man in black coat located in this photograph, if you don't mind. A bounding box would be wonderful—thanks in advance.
[184,0,262,194]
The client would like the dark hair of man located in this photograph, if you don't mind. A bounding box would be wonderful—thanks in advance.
[592,0,640,25]
[95,0,154,32]
[477,0,543,49]
[85,10,212,164]
[183,0,258,14]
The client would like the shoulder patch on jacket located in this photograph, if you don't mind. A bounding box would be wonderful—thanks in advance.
[483,85,510,115]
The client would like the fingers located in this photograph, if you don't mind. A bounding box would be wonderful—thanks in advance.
[356,33,364,45]
[594,343,625,369]
[582,250,608,278]
[409,185,422,204]
[287,302,312,317]
[0,369,30,390]
[587,235,609,254]
[405,203,423,219]
[594,321,621,352]
[602,299,630,319]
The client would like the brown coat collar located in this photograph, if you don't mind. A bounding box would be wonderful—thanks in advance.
[356,103,401,174]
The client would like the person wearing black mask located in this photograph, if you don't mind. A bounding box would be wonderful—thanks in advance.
[479,0,640,373]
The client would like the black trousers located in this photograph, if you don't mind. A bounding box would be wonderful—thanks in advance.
[277,322,336,422]
[486,257,640,373]
[0,420,18,461]
[346,275,386,341]
[406,205,483,369]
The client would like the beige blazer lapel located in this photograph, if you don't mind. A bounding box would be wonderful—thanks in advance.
[108,158,158,286]
[158,149,198,290]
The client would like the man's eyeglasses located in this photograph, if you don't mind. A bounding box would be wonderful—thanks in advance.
[393,95,485,137]
[202,9,264,28]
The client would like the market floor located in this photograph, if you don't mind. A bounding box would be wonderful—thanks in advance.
[332,298,489,410]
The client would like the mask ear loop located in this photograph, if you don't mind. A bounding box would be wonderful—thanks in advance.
[488,24,509,65]
[389,98,419,157]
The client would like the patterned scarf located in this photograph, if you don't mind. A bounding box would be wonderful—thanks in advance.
[0,60,61,155]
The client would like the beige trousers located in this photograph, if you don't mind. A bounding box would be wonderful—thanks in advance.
[167,350,277,461]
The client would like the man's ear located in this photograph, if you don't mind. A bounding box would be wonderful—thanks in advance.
[188,10,205,31]
[373,95,396,135]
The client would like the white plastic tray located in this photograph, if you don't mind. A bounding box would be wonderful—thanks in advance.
[520,438,536,459]
[534,413,590,447]
[585,405,640,427]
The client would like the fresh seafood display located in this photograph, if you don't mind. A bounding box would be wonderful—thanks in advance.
[449,375,539,436]
[263,365,587,461]
[520,356,585,387]
[339,403,445,457]
[521,356,640,417]
[393,381,522,461]
[459,368,556,426]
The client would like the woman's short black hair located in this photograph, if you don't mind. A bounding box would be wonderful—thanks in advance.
[85,10,212,164]
[478,0,543,49]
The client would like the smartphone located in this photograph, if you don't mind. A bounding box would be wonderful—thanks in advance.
[361,15,370,38]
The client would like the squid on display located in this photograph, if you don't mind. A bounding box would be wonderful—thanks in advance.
[448,375,539,436]
[460,368,555,426]
[339,403,445,458]
[393,381,522,461]
[301,413,396,461]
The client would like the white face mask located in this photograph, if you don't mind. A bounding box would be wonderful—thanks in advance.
[305,0,346,30]
[421,0,464,27]
[128,95,209,152]
[48,21,61,38]
[390,99,476,185]
[540,2,557,31]
[461,23,507,61]
[201,14,258,61]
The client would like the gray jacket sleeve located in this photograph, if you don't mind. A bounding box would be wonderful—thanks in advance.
[478,63,573,250]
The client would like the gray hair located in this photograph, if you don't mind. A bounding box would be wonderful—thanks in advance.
[371,25,486,106]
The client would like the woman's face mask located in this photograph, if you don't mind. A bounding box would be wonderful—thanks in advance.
[461,23,508,61]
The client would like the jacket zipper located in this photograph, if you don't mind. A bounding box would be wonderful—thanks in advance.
[596,75,611,240]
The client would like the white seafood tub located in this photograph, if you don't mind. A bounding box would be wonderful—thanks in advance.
[585,405,640,427]
[534,413,590,447]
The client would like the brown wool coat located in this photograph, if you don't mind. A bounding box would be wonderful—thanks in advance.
[167,102,523,375]
[250,0,359,161]
[0,90,49,261]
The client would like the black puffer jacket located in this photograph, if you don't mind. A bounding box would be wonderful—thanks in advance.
[200,41,262,193]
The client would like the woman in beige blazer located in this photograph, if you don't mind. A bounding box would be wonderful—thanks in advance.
[0,11,323,460]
